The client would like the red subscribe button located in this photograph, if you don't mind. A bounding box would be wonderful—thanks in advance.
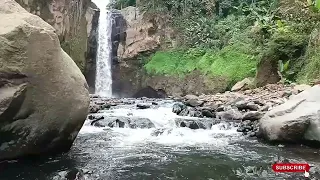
[272,163,310,173]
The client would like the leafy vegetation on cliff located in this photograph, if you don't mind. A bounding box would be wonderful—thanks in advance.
[115,0,320,86]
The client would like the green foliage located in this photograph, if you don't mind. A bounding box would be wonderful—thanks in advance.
[139,0,216,17]
[138,0,320,85]
[278,60,295,84]
[259,28,307,81]
[316,0,320,9]
[266,31,307,60]
[144,42,257,83]
[297,29,320,83]
[307,0,320,12]
[209,43,257,83]
[298,50,320,83]
[177,15,251,48]
[111,0,136,9]
[144,48,205,77]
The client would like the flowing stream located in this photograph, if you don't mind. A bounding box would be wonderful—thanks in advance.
[93,0,113,97]
[1,98,320,180]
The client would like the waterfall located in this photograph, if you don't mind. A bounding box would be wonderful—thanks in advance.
[92,0,113,97]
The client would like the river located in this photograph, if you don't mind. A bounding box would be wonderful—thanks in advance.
[1,98,320,180]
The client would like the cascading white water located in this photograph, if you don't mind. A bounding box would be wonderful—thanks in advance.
[93,0,113,97]
[80,101,243,148]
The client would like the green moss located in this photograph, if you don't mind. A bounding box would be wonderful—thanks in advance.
[144,43,258,84]
[296,29,320,83]
[297,52,320,83]
[144,48,206,77]
[209,45,257,84]
[112,0,136,9]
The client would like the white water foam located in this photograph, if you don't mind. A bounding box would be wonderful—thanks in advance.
[79,121,105,134]
[79,104,243,148]
[92,0,113,97]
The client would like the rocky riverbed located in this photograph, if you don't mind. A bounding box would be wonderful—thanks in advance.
[89,83,311,140]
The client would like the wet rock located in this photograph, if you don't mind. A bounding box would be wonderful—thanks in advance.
[218,122,233,130]
[110,103,118,106]
[216,109,243,121]
[89,102,111,113]
[152,102,158,105]
[156,89,168,99]
[122,99,135,105]
[246,102,260,111]
[90,94,100,98]
[101,104,111,109]
[216,106,225,112]
[136,103,151,109]
[180,121,200,129]
[253,100,265,106]
[204,103,219,111]
[65,168,86,180]
[175,118,216,129]
[151,128,172,136]
[201,109,215,118]
[259,105,271,112]
[90,116,105,127]
[175,105,204,118]
[237,120,254,134]
[235,101,260,111]
[172,103,187,114]
[53,168,86,180]
[133,86,168,98]
[237,127,245,132]
[95,101,105,105]
[228,97,245,106]
[184,94,198,100]
[109,119,126,128]
[91,116,155,129]
[248,132,256,137]
[185,99,204,107]
[89,104,100,113]
[242,120,252,126]
[223,105,236,111]
[178,108,190,116]
[280,90,292,98]
[189,110,203,118]
[88,115,95,120]
[129,118,155,129]
[234,100,248,110]
[243,111,264,121]
[231,78,254,91]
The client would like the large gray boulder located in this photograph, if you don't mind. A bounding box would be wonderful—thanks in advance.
[257,85,320,143]
[0,0,89,160]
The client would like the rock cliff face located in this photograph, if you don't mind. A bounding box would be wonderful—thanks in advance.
[15,0,98,73]
[113,6,228,97]
[84,6,99,93]
[112,6,162,97]
[117,6,164,60]
[0,0,89,160]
